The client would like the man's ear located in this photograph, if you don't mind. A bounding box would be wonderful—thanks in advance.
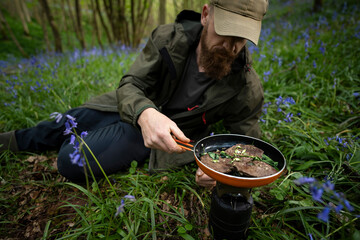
[201,4,210,26]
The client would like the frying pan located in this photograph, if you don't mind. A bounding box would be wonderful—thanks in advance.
[189,134,286,188]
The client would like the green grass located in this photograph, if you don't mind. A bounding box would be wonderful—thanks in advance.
[1,0,360,239]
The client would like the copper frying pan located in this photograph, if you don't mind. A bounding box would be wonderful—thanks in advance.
[177,134,286,188]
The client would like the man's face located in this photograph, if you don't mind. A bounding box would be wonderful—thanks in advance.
[199,5,247,80]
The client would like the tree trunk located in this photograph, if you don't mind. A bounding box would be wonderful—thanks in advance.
[0,17,8,40]
[313,0,323,12]
[95,0,113,45]
[118,0,130,46]
[60,0,73,49]
[14,0,30,36]
[90,0,103,50]
[39,0,62,52]
[75,0,86,49]
[66,0,82,49]
[159,0,166,25]
[130,0,152,46]
[20,0,31,22]
[33,4,51,51]
[0,9,28,57]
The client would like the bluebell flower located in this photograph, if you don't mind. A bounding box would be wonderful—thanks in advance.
[50,112,63,123]
[70,135,76,145]
[284,112,293,122]
[317,207,330,222]
[80,131,88,138]
[343,199,354,212]
[115,199,125,217]
[323,179,335,191]
[124,195,136,201]
[335,204,343,213]
[294,176,355,223]
[64,121,72,135]
[64,115,78,135]
[115,194,136,217]
[263,70,272,82]
[310,185,324,202]
[70,149,85,167]
[294,177,316,185]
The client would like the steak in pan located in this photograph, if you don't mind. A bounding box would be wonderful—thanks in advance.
[200,144,278,177]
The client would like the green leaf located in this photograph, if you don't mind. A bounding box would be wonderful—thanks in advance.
[177,227,186,234]
[184,223,193,231]
[352,229,360,240]
[179,233,195,240]
[294,160,317,170]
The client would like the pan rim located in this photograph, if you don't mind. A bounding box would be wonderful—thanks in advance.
[193,134,286,186]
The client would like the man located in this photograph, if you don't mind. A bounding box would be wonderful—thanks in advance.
[0,0,268,188]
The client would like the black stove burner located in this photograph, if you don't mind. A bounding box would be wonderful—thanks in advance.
[209,182,253,240]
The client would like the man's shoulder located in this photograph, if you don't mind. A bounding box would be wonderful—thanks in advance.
[151,11,202,50]
[175,10,201,23]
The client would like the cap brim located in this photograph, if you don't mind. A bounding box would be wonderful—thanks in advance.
[213,6,262,45]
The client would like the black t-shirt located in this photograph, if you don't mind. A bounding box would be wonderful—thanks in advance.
[163,48,215,117]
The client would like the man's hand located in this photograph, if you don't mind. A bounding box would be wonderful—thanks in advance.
[195,168,216,188]
[137,108,190,153]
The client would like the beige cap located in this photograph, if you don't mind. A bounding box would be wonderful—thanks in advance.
[211,0,269,45]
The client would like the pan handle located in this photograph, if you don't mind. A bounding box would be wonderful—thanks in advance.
[174,139,194,152]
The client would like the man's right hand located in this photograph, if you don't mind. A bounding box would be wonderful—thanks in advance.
[137,108,190,153]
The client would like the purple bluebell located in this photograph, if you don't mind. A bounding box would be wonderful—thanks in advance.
[263,70,272,82]
[69,149,85,167]
[70,135,76,145]
[310,185,324,201]
[64,121,72,135]
[294,177,316,185]
[115,195,136,217]
[50,112,63,123]
[80,131,88,138]
[124,195,136,201]
[335,204,343,213]
[115,199,125,217]
[343,199,354,212]
[284,112,293,122]
[294,176,355,222]
[317,207,330,222]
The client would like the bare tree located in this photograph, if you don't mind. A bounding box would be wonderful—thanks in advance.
[33,4,51,52]
[14,0,30,36]
[313,0,323,12]
[90,0,103,50]
[159,0,166,25]
[59,0,73,49]
[75,0,86,49]
[39,0,63,52]
[130,0,153,46]
[118,0,130,46]
[0,16,8,40]
[65,0,84,49]
[0,8,28,57]
[94,0,113,46]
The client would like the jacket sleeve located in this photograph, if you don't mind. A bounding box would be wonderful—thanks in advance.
[116,24,174,127]
[222,67,264,138]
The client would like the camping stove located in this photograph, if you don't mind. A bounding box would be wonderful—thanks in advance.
[209,182,253,240]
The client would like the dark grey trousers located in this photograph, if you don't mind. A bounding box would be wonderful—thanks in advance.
[15,108,150,182]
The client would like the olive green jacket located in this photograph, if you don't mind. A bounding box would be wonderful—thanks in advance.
[82,11,264,172]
